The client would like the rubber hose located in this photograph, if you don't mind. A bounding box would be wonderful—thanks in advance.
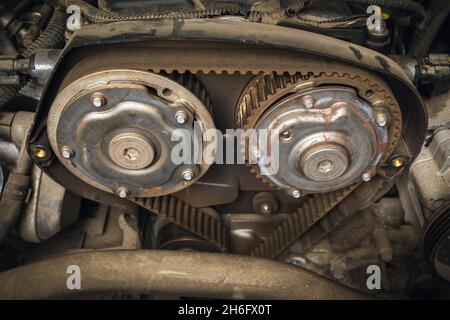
[408,0,450,58]
[0,250,374,299]
[0,8,67,110]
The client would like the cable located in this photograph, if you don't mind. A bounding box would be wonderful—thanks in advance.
[0,8,67,110]
[58,0,266,24]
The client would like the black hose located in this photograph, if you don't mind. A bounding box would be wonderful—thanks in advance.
[0,8,67,110]
[59,0,265,23]
[408,0,450,58]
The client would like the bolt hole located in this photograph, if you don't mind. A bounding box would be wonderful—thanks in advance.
[365,90,375,98]
[162,88,172,97]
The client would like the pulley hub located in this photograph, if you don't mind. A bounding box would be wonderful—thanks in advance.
[47,70,215,198]
[250,86,390,193]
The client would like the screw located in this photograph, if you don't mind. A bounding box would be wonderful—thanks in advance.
[33,147,48,159]
[375,112,388,127]
[317,160,334,174]
[61,146,74,159]
[175,110,189,125]
[291,189,301,198]
[362,172,372,182]
[303,96,315,109]
[182,168,195,181]
[91,93,106,107]
[117,187,129,199]
[123,147,139,161]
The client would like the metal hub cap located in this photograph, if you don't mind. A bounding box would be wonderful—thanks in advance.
[252,86,389,193]
[299,144,349,182]
[108,132,155,170]
[46,70,215,197]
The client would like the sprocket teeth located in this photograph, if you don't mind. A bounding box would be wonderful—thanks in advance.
[235,69,402,258]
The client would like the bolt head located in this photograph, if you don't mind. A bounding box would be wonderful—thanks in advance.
[303,96,315,109]
[182,169,194,181]
[291,190,301,198]
[61,146,74,159]
[175,111,189,125]
[117,188,129,198]
[375,113,388,127]
[91,93,106,107]
[317,159,334,174]
[362,172,372,182]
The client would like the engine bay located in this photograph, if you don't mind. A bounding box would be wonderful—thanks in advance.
[0,0,449,300]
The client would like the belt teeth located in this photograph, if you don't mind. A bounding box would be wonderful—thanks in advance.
[131,195,228,252]
[250,184,358,259]
[132,64,400,259]
[235,67,401,259]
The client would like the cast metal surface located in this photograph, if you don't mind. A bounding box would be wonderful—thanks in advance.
[16,15,429,292]
[18,166,81,243]
[410,127,450,212]
[247,86,388,193]
[232,70,401,258]
[46,69,215,198]
[132,195,228,252]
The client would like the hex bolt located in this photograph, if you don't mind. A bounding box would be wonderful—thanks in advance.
[375,112,388,127]
[291,189,301,198]
[61,146,74,159]
[91,93,106,108]
[175,110,189,125]
[302,96,315,109]
[182,168,195,181]
[117,187,129,199]
[362,172,372,182]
